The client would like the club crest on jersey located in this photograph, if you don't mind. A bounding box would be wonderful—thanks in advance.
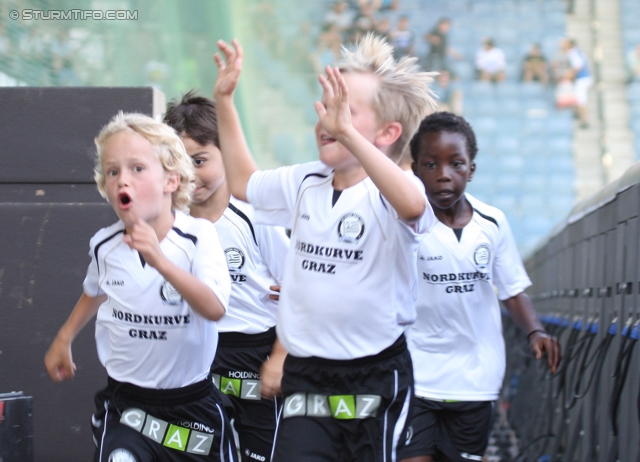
[225,248,245,273]
[160,281,182,305]
[473,244,490,269]
[337,213,365,243]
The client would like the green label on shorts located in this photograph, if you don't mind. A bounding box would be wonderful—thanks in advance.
[163,424,190,451]
[220,377,241,397]
[329,395,356,419]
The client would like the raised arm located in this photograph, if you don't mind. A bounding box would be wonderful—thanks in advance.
[502,292,561,374]
[44,292,106,381]
[315,66,426,224]
[213,39,258,202]
[124,219,227,321]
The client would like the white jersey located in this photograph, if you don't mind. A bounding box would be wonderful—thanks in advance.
[83,211,231,389]
[247,161,435,359]
[215,197,288,334]
[407,194,531,401]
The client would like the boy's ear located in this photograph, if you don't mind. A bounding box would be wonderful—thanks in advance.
[411,160,418,175]
[375,121,403,148]
[164,171,180,193]
[468,161,476,182]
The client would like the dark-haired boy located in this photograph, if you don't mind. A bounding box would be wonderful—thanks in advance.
[400,112,561,462]
[164,91,289,462]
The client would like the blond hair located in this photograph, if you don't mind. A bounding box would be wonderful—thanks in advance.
[94,112,194,212]
[337,33,438,160]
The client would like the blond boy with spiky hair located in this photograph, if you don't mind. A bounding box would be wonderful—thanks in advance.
[213,34,437,460]
[44,112,238,461]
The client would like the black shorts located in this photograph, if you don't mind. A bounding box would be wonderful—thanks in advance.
[92,377,238,462]
[212,328,280,462]
[399,397,495,462]
[271,335,413,462]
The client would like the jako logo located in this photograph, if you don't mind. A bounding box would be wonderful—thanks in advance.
[244,449,266,461]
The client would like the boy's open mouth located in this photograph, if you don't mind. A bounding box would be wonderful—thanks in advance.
[118,192,132,206]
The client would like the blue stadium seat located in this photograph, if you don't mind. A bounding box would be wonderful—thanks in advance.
[491,195,519,216]
[629,82,640,102]
[552,157,575,175]
[523,117,547,137]
[524,157,547,174]
[547,136,573,155]
[471,117,499,135]
[469,81,496,97]
[497,174,521,194]
[499,99,523,117]
[521,136,546,156]
[497,117,524,136]
[475,134,496,156]
[495,135,521,153]
[546,115,574,135]
[548,173,575,193]
[521,81,546,97]
[500,156,525,173]
[495,81,520,99]
[522,174,546,194]
[520,195,546,211]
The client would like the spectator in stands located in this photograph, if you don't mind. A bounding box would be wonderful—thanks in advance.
[310,23,343,75]
[626,44,640,82]
[350,2,378,41]
[374,17,392,42]
[563,37,592,128]
[424,17,461,73]
[432,70,463,115]
[358,0,400,12]
[551,38,571,84]
[389,16,414,60]
[324,1,355,41]
[475,37,506,82]
[521,43,549,86]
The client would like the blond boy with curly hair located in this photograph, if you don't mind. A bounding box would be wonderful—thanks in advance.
[45,112,237,461]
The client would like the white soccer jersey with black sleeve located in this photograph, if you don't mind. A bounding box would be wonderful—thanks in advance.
[214,197,289,334]
[246,161,435,360]
[83,211,231,389]
[407,194,531,401]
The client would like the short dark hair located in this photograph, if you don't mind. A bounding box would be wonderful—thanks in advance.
[409,111,478,162]
[164,89,219,147]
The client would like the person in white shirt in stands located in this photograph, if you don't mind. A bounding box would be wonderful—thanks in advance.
[164,91,289,462]
[400,112,561,462]
[44,112,237,461]
[475,37,506,82]
[212,34,437,461]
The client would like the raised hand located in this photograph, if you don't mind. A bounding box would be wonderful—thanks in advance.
[314,66,353,140]
[214,39,244,99]
[123,219,165,269]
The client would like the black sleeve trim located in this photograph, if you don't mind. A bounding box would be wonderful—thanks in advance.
[172,227,198,245]
[473,208,499,228]
[379,192,388,211]
[228,203,258,245]
[94,229,124,273]
[296,172,330,199]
